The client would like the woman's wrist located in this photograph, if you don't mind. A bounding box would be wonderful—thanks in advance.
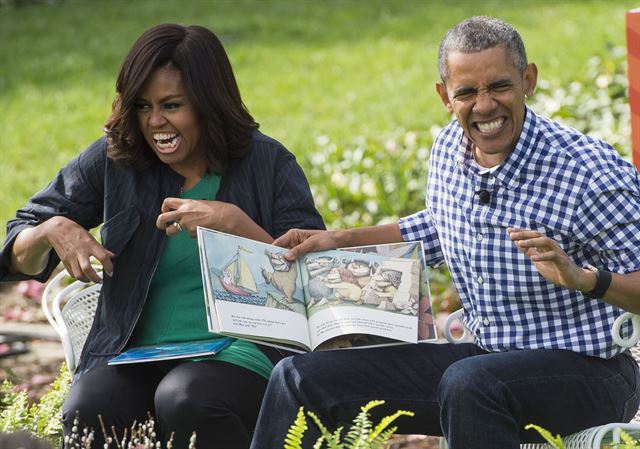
[219,202,244,234]
[10,223,53,275]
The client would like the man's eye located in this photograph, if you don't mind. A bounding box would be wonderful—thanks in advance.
[453,91,476,102]
[490,83,513,93]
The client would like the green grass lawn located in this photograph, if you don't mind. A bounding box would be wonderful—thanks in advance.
[0,0,636,242]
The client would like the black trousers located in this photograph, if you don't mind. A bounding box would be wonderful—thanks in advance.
[62,355,277,449]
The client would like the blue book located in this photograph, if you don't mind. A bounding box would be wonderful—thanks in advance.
[108,337,233,365]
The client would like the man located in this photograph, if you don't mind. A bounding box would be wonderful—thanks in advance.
[250,16,640,449]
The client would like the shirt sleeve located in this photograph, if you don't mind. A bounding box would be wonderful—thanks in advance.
[0,138,106,282]
[398,208,445,267]
[572,168,640,273]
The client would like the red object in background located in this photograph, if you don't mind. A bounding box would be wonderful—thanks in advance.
[628,9,640,172]
[16,279,45,301]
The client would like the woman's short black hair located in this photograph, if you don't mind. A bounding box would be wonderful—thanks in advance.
[105,23,258,174]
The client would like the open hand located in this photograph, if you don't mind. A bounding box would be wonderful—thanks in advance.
[507,228,591,291]
[44,216,114,283]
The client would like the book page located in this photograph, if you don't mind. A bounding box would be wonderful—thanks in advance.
[341,241,437,342]
[198,238,219,332]
[198,228,312,351]
[301,249,421,350]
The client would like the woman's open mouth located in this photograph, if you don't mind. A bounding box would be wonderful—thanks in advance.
[153,133,181,154]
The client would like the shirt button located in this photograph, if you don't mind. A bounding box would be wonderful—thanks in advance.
[477,276,484,284]
[477,233,484,241]
[483,317,490,326]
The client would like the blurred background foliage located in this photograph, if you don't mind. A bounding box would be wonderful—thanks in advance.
[0,0,636,316]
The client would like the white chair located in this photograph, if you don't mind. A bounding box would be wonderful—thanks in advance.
[41,269,101,373]
[442,309,640,449]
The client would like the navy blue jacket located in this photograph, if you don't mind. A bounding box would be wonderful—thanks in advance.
[0,132,324,376]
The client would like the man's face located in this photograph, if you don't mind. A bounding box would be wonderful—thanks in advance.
[436,46,537,166]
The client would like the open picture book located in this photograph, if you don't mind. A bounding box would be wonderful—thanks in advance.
[197,227,437,353]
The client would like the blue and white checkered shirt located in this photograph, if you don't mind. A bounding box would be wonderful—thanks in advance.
[400,107,640,358]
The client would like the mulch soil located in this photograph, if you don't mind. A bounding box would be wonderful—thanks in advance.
[0,281,65,400]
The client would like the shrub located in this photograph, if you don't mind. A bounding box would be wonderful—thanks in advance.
[531,45,630,161]
[0,364,70,447]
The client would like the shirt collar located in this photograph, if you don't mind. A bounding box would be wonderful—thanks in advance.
[457,106,539,190]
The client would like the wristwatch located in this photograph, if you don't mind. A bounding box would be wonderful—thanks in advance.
[582,264,612,299]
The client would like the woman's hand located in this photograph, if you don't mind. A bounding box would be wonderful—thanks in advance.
[156,198,272,243]
[507,228,594,292]
[12,216,114,283]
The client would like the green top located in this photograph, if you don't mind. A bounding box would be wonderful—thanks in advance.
[130,174,273,379]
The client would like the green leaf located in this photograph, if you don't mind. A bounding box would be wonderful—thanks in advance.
[284,407,308,449]
[525,424,565,449]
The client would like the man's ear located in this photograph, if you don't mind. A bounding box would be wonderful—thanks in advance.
[524,63,538,97]
[436,82,453,113]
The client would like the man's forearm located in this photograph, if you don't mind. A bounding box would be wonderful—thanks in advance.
[601,270,640,313]
[332,223,405,248]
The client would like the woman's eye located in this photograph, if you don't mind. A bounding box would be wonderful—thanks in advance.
[135,102,150,111]
[163,103,181,110]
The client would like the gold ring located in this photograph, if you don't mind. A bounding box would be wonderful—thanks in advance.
[172,221,182,232]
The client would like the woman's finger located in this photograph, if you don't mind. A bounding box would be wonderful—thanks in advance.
[161,197,183,213]
[156,211,182,230]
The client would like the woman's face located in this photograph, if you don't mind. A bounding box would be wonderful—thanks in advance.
[136,66,205,178]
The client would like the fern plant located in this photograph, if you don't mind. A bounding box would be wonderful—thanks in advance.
[526,423,640,449]
[524,424,565,449]
[284,400,414,449]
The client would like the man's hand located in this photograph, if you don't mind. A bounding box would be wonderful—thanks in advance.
[43,216,114,283]
[272,229,340,261]
[507,228,594,292]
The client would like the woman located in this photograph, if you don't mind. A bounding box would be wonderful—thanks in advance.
[0,24,324,448]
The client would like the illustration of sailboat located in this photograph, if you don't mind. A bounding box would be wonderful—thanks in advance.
[220,246,258,296]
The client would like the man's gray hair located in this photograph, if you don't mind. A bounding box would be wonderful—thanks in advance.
[438,16,528,81]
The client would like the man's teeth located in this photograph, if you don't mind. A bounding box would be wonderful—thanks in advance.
[477,119,504,133]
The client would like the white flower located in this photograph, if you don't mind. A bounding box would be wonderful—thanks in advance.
[315,134,330,146]
[331,172,347,187]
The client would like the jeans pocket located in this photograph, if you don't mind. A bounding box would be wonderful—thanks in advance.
[622,391,640,421]
[603,372,640,421]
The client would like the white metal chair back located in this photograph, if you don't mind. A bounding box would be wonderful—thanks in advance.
[442,309,640,448]
[41,269,101,373]
[442,309,471,344]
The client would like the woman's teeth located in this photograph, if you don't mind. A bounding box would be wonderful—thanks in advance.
[153,133,179,150]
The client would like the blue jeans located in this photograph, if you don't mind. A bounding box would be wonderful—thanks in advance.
[249,343,640,449]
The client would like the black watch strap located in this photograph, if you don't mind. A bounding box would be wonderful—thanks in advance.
[583,266,612,299]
